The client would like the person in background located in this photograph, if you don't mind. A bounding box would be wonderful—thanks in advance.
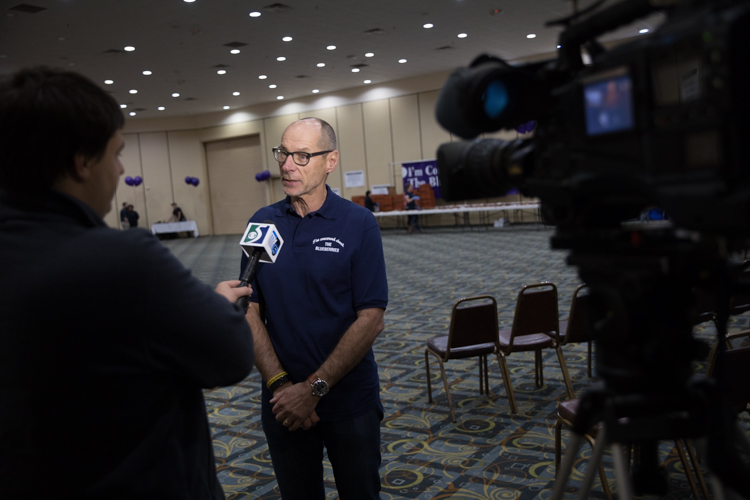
[119,201,129,229]
[404,183,421,234]
[169,202,187,222]
[242,117,388,499]
[125,203,139,229]
[0,66,254,499]
[364,190,379,212]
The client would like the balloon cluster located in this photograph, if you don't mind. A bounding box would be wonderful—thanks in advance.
[515,120,536,134]
[184,176,200,187]
[255,170,271,182]
[125,176,143,186]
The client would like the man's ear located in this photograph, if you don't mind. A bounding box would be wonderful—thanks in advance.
[325,151,339,174]
[71,151,93,181]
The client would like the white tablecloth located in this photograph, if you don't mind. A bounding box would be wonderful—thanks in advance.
[151,221,199,238]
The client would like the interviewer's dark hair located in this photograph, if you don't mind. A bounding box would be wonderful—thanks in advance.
[0,67,124,192]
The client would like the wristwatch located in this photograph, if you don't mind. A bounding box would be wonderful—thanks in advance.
[307,373,329,397]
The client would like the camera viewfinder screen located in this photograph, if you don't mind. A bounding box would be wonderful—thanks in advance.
[584,75,634,136]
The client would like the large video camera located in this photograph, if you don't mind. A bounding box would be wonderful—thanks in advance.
[436,0,750,497]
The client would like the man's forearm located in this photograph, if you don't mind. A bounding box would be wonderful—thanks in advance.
[245,302,285,382]
[316,308,385,387]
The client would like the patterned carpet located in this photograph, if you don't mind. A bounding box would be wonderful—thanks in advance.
[162,225,750,499]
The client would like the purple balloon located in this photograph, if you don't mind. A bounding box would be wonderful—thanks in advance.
[134,176,142,186]
[185,176,193,185]
[263,170,271,180]
[125,176,134,186]
[191,177,199,186]
[255,173,262,182]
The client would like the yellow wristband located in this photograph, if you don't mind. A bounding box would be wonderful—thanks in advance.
[266,371,288,390]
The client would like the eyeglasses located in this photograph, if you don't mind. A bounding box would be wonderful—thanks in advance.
[272,147,333,166]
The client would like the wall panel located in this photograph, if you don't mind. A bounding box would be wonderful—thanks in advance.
[167,130,212,236]
[418,90,450,161]
[389,95,422,194]
[336,104,367,199]
[115,133,145,229]
[362,100,393,189]
[139,132,173,227]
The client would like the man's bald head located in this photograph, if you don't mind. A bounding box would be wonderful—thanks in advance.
[290,117,337,151]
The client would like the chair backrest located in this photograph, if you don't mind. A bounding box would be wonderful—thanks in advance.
[510,282,559,342]
[446,296,499,352]
[717,345,750,414]
[563,284,594,344]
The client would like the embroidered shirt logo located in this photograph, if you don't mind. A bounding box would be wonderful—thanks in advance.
[312,237,345,253]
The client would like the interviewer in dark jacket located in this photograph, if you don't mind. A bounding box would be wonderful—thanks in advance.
[0,67,254,499]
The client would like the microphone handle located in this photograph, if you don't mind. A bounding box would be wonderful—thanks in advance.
[236,249,262,311]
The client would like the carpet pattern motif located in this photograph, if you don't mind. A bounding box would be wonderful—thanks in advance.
[162,226,749,499]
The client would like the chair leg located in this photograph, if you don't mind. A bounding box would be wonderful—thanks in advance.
[496,352,517,413]
[555,418,562,476]
[535,350,543,387]
[434,356,457,423]
[425,350,433,403]
[587,340,593,378]
[556,346,576,399]
[478,355,484,395]
[685,439,710,500]
[675,439,702,500]
[484,355,490,397]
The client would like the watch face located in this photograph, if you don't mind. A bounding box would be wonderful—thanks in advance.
[311,379,329,397]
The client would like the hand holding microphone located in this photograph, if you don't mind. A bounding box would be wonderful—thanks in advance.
[236,220,284,311]
[214,280,252,303]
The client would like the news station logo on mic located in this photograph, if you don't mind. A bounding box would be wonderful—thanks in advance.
[240,222,284,263]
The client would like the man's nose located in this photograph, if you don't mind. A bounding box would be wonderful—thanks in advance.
[281,156,296,171]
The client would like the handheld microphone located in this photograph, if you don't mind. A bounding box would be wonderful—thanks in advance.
[236,220,284,311]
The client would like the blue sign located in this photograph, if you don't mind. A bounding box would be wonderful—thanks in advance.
[401,160,442,198]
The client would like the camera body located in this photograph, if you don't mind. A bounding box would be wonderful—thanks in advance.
[437,0,750,239]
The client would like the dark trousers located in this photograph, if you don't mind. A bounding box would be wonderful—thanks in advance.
[262,406,382,500]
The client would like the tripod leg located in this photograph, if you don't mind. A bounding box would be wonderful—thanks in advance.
[684,439,709,500]
[576,427,609,500]
[611,441,635,500]
[551,433,584,500]
[674,439,701,500]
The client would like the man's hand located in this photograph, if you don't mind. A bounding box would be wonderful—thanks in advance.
[271,382,321,431]
[214,280,251,303]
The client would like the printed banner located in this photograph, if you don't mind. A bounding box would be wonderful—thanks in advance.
[401,160,442,198]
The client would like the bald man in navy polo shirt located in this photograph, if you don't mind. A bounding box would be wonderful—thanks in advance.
[242,117,388,500]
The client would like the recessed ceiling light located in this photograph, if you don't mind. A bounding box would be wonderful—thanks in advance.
[277,96,284,100]
[557,45,562,48]
[527,34,536,38]
[259,74,267,79]
[142,70,152,75]
[223,106,230,110]
[158,106,165,110]
[124,46,135,51]
[365,52,374,57]
[317,63,325,67]
[312,89,320,93]
[184,0,195,3]
[120,104,127,108]
[327,45,336,50]
[269,84,277,88]
[129,89,138,94]
[457,33,468,38]
[423,23,433,28]
[58,37,65,41]
[352,68,360,73]
[249,11,261,17]
[277,56,286,61]
[282,36,293,42]
[639,28,649,34]
[217,69,227,74]
[398,59,407,63]
[232,91,240,96]
[129,112,136,116]
[230,49,240,54]
[172,93,180,97]
[364,80,371,84]
[104,80,114,85]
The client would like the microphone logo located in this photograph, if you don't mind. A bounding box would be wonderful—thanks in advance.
[243,224,269,244]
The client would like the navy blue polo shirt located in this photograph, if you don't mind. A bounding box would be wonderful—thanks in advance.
[241,185,388,422]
